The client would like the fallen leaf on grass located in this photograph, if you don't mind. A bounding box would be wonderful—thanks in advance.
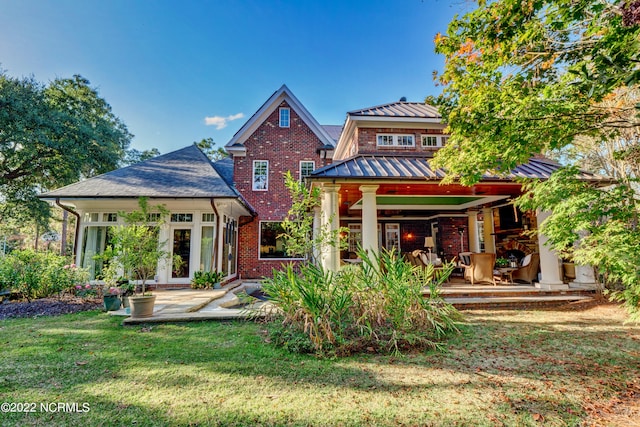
[75,361,87,366]
[532,413,544,422]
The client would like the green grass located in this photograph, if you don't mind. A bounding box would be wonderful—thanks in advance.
[1,304,639,426]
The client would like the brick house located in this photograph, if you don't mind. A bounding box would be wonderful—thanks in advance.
[41,84,606,289]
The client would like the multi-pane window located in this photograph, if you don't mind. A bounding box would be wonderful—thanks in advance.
[259,221,302,259]
[348,224,362,253]
[300,161,315,180]
[421,135,449,147]
[202,213,215,223]
[171,213,193,222]
[279,107,290,128]
[422,136,439,147]
[376,134,415,147]
[253,160,268,191]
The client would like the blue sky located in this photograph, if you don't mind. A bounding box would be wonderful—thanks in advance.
[0,0,468,154]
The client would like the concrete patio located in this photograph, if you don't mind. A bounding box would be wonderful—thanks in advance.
[111,278,599,325]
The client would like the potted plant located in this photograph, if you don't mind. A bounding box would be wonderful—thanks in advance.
[101,198,170,318]
[495,257,510,268]
[103,286,121,311]
[191,270,225,289]
[117,279,135,309]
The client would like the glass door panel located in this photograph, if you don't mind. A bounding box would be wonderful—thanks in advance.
[172,229,191,278]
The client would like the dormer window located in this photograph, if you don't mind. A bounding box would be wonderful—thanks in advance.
[279,107,290,128]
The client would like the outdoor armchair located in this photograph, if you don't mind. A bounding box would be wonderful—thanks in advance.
[464,252,497,285]
[512,253,540,284]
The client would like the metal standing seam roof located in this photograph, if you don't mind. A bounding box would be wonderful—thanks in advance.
[347,102,441,119]
[310,154,607,182]
[40,144,240,199]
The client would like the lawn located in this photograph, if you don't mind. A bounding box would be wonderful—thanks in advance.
[0,303,639,426]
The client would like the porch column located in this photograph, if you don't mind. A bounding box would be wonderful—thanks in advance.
[536,210,568,290]
[571,265,599,290]
[312,205,321,263]
[321,184,341,272]
[482,207,496,253]
[467,210,480,253]
[570,232,600,290]
[360,185,379,257]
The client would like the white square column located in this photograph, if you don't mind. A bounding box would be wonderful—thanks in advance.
[536,210,569,290]
[360,185,380,258]
[320,184,341,272]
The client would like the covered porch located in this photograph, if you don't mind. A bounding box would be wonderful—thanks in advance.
[309,154,600,291]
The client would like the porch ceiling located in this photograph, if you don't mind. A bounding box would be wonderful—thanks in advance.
[334,182,522,216]
[349,195,508,211]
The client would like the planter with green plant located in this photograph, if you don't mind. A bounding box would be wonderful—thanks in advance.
[99,198,170,318]
[191,270,225,289]
[495,257,510,268]
[103,286,121,311]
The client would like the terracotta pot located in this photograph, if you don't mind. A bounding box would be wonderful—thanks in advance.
[128,295,157,318]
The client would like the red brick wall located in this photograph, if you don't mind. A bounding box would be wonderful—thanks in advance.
[356,127,444,155]
[234,100,330,279]
[437,217,469,262]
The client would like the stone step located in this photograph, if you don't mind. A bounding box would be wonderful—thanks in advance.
[447,294,596,310]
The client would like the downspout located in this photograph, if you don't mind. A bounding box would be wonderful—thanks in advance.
[210,198,221,273]
[55,198,81,258]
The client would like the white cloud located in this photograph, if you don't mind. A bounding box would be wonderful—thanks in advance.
[204,112,245,130]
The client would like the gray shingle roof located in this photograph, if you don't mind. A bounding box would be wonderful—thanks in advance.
[348,102,441,119]
[310,154,608,182]
[40,145,239,199]
[321,125,343,143]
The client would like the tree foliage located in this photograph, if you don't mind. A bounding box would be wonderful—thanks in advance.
[195,137,228,161]
[122,148,161,166]
[432,0,640,319]
[279,171,348,264]
[0,72,132,226]
[100,198,170,295]
[431,0,640,184]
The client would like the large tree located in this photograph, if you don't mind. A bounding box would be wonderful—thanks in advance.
[431,0,640,318]
[0,72,132,226]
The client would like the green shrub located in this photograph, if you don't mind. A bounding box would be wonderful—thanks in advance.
[263,248,462,356]
[0,249,89,301]
[191,270,224,289]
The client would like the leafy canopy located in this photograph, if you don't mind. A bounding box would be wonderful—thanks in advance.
[0,72,132,225]
[431,0,640,184]
[432,0,640,319]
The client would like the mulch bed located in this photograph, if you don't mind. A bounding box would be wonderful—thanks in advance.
[0,296,102,320]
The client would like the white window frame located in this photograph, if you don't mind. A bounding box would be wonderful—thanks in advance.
[421,135,449,148]
[376,134,415,147]
[299,160,315,181]
[252,160,269,191]
[421,135,440,147]
[279,107,290,128]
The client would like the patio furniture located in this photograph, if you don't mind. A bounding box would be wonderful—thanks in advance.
[458,252,472,268]
[464,252,497,285]
[496,267,517,284]
[512,253,540,284]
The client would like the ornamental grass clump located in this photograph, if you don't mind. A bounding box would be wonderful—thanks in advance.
[263,248,462,356]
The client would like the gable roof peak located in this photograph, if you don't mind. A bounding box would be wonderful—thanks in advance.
[225,84,335,150]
